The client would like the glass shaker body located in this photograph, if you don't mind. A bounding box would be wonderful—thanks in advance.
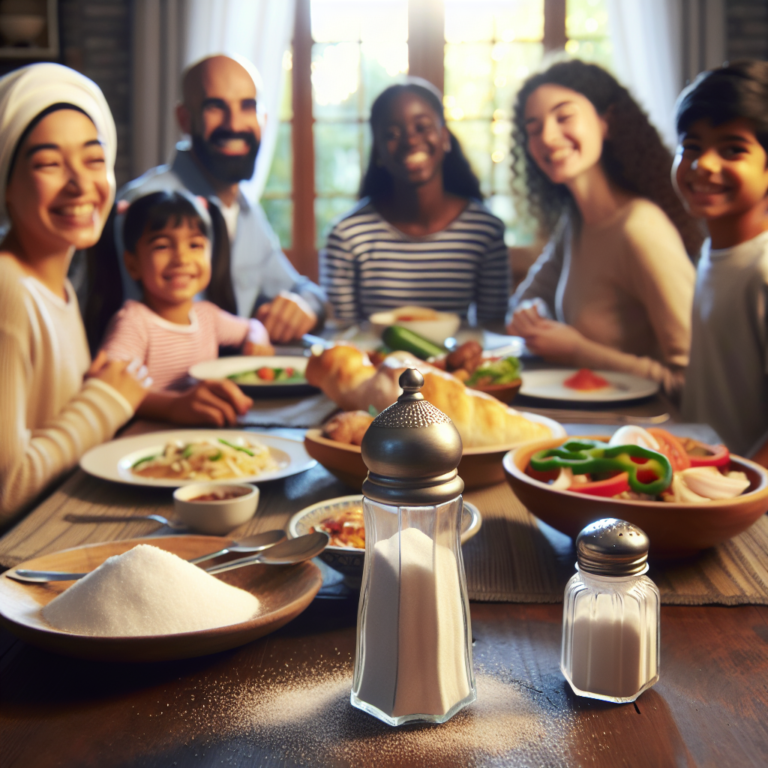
[561,566,660,703]
[351,494,476,726]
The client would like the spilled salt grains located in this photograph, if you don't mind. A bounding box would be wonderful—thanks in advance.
[42,544,259,636]
[190,664,558,767]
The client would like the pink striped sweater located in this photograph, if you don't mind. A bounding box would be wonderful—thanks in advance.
[100,300,269,390]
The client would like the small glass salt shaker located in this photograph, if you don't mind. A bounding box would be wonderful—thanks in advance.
[351,368,476,726]
[561,518,660,703]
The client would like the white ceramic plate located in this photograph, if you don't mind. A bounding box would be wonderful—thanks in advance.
[80,430,317,488]
[519,369,659,402]
[189,356,319,397]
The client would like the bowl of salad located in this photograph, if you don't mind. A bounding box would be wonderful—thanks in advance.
[427,341,523,404]
[503,427,768,557]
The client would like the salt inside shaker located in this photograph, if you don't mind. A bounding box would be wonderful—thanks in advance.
[351,368,476,726]
[561,518,660,703]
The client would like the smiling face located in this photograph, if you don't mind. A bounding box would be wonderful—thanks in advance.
[673,117,768,226]
[5,108,111,253]
[179,56,262,184]
[523,84,608,187]
[124,218,211,320]
[375,90,451,187]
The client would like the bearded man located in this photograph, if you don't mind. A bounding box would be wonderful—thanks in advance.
[117,54,325,342]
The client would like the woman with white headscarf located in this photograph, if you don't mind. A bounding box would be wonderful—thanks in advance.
[0,63,148,526]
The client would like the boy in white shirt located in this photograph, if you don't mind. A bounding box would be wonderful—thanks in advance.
[674,61,768,456]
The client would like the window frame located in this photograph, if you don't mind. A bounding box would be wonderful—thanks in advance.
[285,0,566,280]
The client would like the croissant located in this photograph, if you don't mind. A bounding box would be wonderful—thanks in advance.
[306,345,551,448]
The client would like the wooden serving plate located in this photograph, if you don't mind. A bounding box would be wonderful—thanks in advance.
[503,436,768,558]
[0,536,322,662]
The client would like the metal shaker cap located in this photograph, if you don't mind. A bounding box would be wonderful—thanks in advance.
[361,368,464,506]
[576,518,650,576]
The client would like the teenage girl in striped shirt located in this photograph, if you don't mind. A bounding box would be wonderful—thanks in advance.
[320,78,510,324]
[99,190,274,426]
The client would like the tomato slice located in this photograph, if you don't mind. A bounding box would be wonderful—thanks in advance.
[568,472,630,498]
[647,428,691,472]
[257,367,275,381]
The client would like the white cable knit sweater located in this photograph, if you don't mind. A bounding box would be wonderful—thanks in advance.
[0,255,133,527]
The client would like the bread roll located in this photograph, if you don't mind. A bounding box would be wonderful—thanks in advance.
[307,346,551,448]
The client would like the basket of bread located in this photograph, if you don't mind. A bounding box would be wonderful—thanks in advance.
[303,344,564,490]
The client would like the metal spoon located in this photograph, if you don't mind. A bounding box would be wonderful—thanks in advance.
[188,530,286,565]
[64,513,187,531]
[6,533,330,584]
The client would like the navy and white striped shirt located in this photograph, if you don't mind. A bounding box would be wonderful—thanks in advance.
[320,199,510,321]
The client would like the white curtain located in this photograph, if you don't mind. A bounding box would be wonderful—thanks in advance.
[131,0,295,202]
[606,0,725,150]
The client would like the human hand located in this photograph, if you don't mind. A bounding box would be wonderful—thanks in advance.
[506,298,549,336]
[256,290,317,343]
[87,351,151,411]
[242,340,275,356]
[517,319,586,364]
[168,380,253,427]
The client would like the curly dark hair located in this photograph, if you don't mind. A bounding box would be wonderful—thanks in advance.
[511,59,703,256]
[360,78,482,202]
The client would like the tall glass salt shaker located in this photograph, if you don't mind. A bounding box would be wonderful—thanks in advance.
[351,369,476,726]
[561,518,660,703]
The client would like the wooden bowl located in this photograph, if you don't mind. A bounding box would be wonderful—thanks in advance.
[0,536,322,662]
[503,436,768,558]
[470,378,522,404]
[305,413,565,491]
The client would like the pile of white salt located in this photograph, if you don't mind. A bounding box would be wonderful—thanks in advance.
[42,544,260,636]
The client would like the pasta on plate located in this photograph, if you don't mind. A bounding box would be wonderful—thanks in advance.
[131,438,278,481]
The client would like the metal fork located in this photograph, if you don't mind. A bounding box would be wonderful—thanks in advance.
[64,513,187,531]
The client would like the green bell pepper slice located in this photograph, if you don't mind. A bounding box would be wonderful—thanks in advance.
[530,439,673,496]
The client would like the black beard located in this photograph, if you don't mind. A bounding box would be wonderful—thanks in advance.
[192,129,259,184]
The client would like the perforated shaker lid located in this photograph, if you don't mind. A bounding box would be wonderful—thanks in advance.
[361,369,464,506]
[576,518,650,576]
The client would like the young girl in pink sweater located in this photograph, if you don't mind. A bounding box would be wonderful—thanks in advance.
[100,190,274,426]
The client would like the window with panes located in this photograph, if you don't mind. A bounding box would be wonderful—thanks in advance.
[262,0,612,280]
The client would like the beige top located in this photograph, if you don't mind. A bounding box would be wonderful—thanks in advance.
[511,199,696,395]
[0,256,133,527]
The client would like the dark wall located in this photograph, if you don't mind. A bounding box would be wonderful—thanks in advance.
[59,0,132,188]
[727,0,768,60]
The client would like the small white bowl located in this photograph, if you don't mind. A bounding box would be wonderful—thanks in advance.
[173,483,259,535]
[369,309,461,345]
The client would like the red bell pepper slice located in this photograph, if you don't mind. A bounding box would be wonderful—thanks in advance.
[568,472,630,498]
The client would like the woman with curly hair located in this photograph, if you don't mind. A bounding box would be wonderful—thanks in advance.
[507,60,702,396]
[320,78,509,322]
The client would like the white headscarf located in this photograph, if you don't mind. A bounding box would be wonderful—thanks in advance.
[0,62,117,230]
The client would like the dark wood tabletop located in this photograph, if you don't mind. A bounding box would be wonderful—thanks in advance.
[2,395,768,767]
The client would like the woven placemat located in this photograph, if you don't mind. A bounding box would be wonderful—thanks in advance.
[460,483,768,605]
[1,463,767,606]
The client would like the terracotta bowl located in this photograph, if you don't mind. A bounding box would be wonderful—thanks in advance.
[471,377,522,404]
[503,436,768,558]
[304,415,565,492]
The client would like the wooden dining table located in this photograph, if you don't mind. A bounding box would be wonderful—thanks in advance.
[1,376,767,767]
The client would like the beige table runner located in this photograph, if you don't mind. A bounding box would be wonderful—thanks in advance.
[1,465,767,606]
